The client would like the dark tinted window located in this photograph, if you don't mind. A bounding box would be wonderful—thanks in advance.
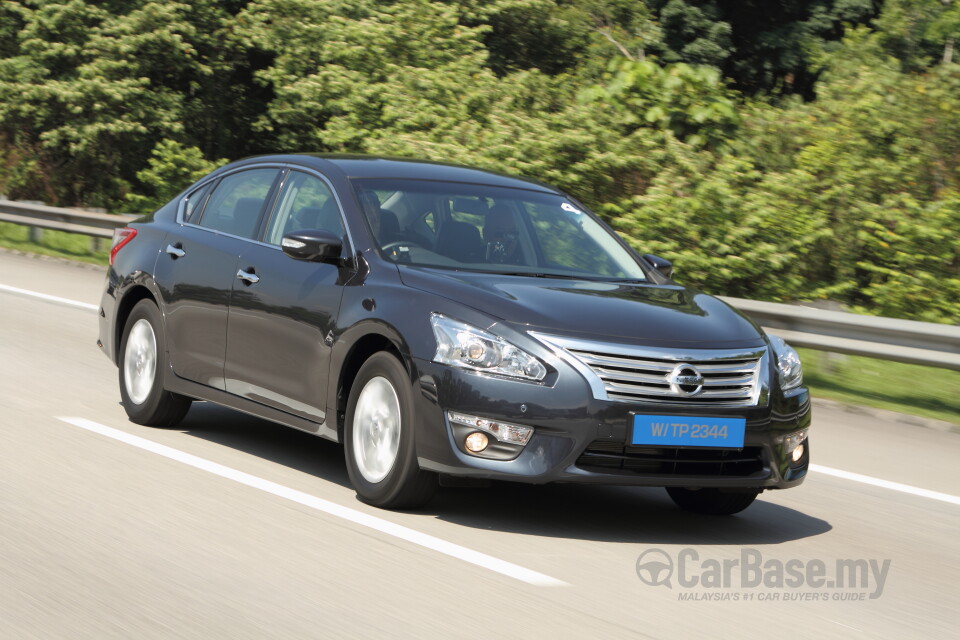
[525,202,628,277]
[264,171,344,246]
[352,178,647,280]
[198,169,279,239]
[182,181,214,224]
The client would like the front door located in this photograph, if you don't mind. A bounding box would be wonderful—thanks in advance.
[224,170,349,423]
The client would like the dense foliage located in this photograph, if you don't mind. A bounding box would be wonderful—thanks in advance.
[0,0,957,323]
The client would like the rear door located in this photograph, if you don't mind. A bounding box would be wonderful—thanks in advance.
[154,167,281,389]
[224,169,349,423]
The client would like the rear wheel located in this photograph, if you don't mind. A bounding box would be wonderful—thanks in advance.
[118,299,191,427]
[344,352,436,509]
[666,487,760,515]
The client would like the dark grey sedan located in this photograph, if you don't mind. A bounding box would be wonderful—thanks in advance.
[99,154,810,513]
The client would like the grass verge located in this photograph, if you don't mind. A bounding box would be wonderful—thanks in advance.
[0,221,109,265]
[797,347,960,425]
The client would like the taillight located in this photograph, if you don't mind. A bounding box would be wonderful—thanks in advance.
[109,227,137,265]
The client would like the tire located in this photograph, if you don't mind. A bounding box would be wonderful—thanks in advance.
[344,352,437,509]
[118,299,192,427]
[666,487,760,515]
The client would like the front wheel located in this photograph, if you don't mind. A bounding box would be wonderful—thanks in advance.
[118,299,191,427]
[666,487,760,515]
[344,352,436,509]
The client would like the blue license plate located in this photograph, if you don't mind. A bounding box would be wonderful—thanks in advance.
[631,415,745,448]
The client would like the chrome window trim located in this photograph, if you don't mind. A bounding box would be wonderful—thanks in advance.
[174,163,356,257]
[177,177,219,226]
[531,332,770,408]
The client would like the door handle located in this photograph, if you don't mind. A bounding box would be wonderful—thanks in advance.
[165,244,186,259]
[236,268,260,285]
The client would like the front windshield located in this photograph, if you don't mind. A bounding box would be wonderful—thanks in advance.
[352,178,648,281]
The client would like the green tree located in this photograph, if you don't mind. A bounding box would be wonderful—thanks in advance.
[239,0,665,208]
[124,139,225,213]
[451,0,663,79]
[647,0,879,94]
[606,139,817,300]
[580,58,740,148]
[458,0,591,76]
[0,0,262,208]
[876,0,960,68]
[644,28,960,322]
[237,0,493,151]
[656,0,732,67]
[855,193,960,322]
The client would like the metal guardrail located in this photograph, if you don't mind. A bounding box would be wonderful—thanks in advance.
[0,198,137,247]
[1,198,957,370]
[722,297,960,370]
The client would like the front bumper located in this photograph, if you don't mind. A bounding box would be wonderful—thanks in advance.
[412,358,811,490]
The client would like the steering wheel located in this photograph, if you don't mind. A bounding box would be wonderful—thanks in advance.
[381,240,423,252]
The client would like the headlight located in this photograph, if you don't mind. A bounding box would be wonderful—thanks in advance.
[768,334,803,391]
[430,314,547,382]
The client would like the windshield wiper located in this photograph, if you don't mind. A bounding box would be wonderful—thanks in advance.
[498,272,649,283]
[495,271,587,280]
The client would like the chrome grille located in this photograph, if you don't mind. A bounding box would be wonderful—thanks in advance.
[533,334,768,408]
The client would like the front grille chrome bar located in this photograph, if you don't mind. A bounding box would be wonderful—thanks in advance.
[532,333,770,408]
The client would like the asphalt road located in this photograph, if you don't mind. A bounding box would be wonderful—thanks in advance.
[1,249,957,639]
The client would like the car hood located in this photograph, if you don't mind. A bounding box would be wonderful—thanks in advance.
[398,267,766,348]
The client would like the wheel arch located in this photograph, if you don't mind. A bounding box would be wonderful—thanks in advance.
[113,285,158,365]
[334,330,409,443]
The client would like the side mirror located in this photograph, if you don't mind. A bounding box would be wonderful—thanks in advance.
[281,229,343,263]
[643,253,673,279]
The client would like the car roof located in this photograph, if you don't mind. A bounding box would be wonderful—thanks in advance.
[228,154,562,194]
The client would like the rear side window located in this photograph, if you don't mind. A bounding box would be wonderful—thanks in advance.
[197,169,279,239]
[182,181,214,224]
[448,196,488,228]
[264,171,344,246]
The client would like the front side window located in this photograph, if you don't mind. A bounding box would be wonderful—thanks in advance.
[351,179,648,281]
[197,168,279,239]
[264,171,345,246]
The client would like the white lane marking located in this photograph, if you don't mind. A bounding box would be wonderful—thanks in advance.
[0,283,98,311]
[811,464,960,506]
[830,620,863,633]
[57,416,568,588]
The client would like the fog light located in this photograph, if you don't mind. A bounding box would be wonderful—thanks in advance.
[447,411,534,446]
[792,443,805,463]
[780,429,808,464]
[464,432,489,453]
